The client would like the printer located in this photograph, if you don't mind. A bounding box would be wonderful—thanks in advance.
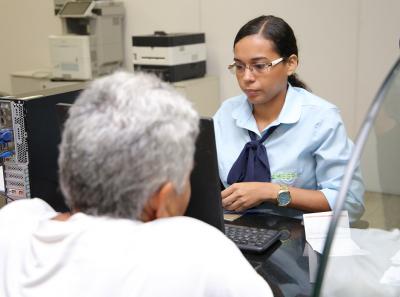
[49,0,124,80]
[132,32,206,82]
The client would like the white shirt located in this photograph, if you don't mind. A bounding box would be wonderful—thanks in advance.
[0,198,272,297]
[214,85,365,221]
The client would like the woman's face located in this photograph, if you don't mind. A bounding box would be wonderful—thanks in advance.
[233,34,291,105]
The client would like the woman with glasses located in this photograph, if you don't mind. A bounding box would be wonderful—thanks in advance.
[214,15,365,221]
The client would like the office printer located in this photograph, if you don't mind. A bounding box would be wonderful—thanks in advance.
[132,32,206,82]
[49,1,125,80]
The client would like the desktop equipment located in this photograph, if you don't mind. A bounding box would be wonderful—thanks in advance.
[49,1,125,80]
[0,90,81,212]
[55,106,282,253]
[185,118,225,232]
[185,118,282,253]
[132,32,206,82]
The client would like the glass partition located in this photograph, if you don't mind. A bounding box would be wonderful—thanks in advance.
[313,57,400,297]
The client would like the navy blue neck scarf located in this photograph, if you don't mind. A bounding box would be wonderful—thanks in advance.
[227,125,279,184]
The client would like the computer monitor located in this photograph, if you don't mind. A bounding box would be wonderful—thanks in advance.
[184,118,225,232]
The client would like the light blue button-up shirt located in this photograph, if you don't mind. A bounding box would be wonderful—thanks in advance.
[213,85,365,221]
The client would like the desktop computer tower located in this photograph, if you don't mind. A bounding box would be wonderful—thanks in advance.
[0,90,81,212]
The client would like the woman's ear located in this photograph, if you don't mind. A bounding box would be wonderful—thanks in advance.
[286,54,298,76]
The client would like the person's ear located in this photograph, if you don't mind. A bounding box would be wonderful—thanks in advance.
[286,54,298,76]
[140,182,175,222]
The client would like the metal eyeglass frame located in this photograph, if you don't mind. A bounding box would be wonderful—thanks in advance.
[228,57,284,75]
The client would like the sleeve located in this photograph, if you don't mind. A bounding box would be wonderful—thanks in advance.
[0,198,57,272]
[312,108,365,222]
[170,218,274,297]
[0,198,57,232]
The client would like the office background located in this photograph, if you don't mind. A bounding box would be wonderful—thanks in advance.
[0,0,399,193]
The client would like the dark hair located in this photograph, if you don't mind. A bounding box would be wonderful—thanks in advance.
[234,15,309,90]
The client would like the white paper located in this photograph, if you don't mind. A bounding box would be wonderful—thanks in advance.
[380,266,400,286]
[391,249,400,265]
[303,211,368,256]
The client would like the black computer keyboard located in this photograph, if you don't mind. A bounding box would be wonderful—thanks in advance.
[225,224,281,253]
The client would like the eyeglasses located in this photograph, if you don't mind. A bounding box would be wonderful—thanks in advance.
[228,57,284,75]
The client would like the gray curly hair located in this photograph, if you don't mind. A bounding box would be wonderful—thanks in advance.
[58,71,199,219]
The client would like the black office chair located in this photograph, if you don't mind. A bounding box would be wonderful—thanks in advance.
[313,56,400,297]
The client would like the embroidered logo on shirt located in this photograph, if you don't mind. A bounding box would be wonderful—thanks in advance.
[272,172,298,184]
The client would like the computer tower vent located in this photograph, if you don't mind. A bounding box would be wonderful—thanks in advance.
[3,163,30,201]
[11,102,29,164]
[1,89,81,210]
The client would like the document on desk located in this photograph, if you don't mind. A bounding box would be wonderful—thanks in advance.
[303,211,368,256]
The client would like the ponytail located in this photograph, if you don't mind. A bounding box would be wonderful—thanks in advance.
[288,73,309,91]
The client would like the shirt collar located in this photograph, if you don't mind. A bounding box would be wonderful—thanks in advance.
[277,84,302,124]
[231,84,302,131]
[231,95,257,132]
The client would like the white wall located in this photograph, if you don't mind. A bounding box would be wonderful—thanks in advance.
[201,0,362,135]
[0,0,61,94]
[1,0,399,193]
[354,1,400,194]
[1,0,399,137]
[355,0,400,132]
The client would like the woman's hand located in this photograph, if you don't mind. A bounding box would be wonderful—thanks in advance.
[222,182,331,213]
[221,182,279,212]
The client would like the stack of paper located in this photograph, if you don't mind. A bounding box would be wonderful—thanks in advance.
[303,211,368,256]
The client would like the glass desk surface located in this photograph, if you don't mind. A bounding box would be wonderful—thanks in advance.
[314,57,400,297]
[230,212,313,297]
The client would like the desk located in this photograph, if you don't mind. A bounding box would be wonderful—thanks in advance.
[319,228,400,297]
[230,213,313,297]
[233,212,400,297]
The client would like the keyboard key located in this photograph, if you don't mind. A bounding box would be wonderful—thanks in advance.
[225,224,281,253]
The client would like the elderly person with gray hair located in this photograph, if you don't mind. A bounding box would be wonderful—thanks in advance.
[0,72,272,297]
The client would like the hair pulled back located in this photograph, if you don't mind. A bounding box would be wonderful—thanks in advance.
[234,15,308,90]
